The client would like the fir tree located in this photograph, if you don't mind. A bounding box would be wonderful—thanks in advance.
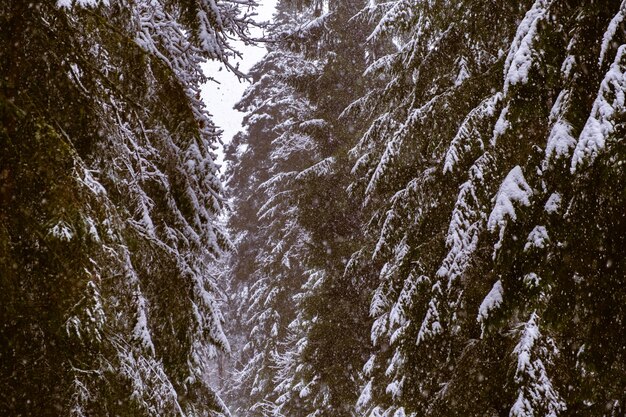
[350,0,626,415]
[222,5,320,413]
[0,0,255,415]
[223,1,376,415]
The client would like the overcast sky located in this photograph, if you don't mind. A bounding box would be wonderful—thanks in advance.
[201,0,277,170]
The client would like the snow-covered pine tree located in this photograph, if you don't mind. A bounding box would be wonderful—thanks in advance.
[224,1,378,415]
[269,2,378,416]
[0,0,254,414]
[476,1,626,414]
[346,1,530,415]
[222,4,321,414]
[350,0,626,415]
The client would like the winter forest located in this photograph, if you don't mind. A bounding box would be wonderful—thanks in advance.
[1,0,626,416]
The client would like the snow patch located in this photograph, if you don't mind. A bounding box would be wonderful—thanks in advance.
[50,221,74,242]
[491,105,510,146]
[561,54,575,78]
[371,313,389,346]
[455,57,470,86]
[503,0,552,95]
[438,153,494,286]
[488,166,533,257]
[357,380,373,411]
[514,313,540,377]
[572,45,626,172]
[133,294,155,355]
[57,0,109,8]
[510,313,565,417]
[444,93,501,173]
[477,280,504,327]
[81,169,107,195]
[386,379,402,399]
[488,166,533,233]
[599,2,626,66]
[86,217,101,242]
[393,407,406,417]
[370,287,389,317]
[524,226,549,252]
[417,283,443,345]
[363,355,376,377]
[296,157,335,180]
[523,272,541,288]
[546,119,576,161]
[544,192,562,214]
[545,89,576,161]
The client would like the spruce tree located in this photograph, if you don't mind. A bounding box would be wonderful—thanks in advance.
[223,1,377,415]
[350,0,626,415]
[0,0,255,415]
[222,4,320,413]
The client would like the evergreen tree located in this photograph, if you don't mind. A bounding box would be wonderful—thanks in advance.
[222,5,320,413]
[270,2,377,416]
[350,0,626,415]
[0,0,255,415]
[223,1,376,415]
[16,0,625,414]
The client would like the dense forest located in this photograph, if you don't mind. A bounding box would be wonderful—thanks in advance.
[1,0,626,416]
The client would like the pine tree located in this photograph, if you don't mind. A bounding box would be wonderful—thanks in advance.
[270,2,378,416]
[223,1,378,415]
[0,0,255,415]
[222,5,320,413]
[346,1,530,415]
[350,0,626,415]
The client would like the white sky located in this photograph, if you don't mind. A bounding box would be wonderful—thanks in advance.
[201,0,277,170]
